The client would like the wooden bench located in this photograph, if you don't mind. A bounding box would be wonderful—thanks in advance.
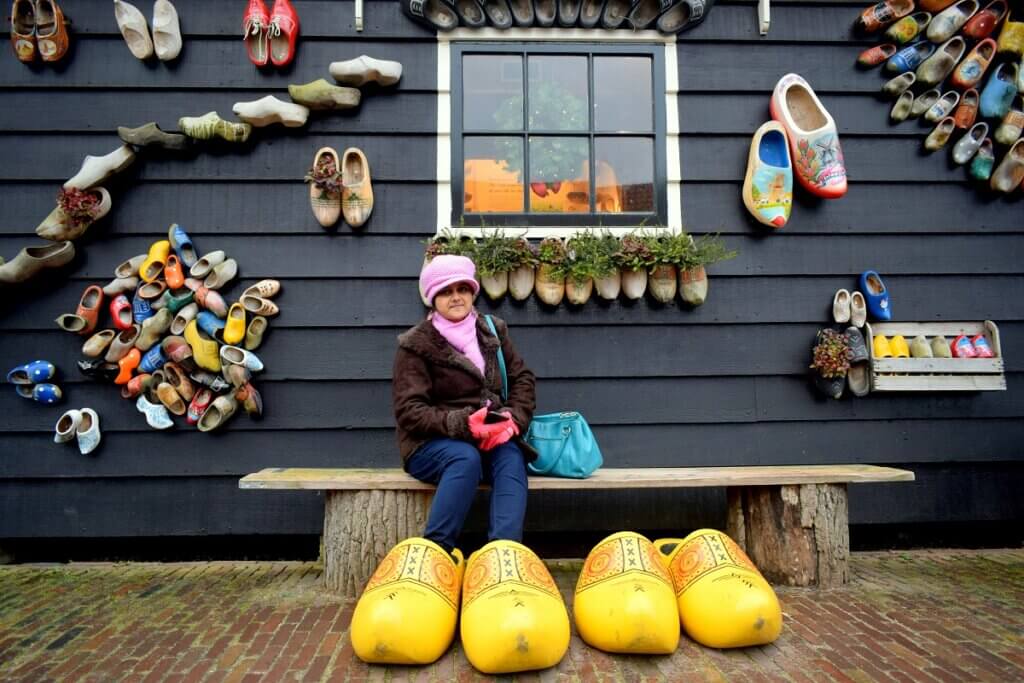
[239,465,914,596]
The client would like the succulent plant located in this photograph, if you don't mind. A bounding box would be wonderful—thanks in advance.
[56,188,103,228]
[423,229,477,261]
[304,153,341,193]
[614,232,656,271]
[536,237,568,267]
[810,329,852,379]
[474,230,533,276]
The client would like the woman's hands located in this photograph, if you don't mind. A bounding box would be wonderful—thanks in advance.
[468,407,520,452]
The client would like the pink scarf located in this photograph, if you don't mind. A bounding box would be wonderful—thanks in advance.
[431,309,485,376]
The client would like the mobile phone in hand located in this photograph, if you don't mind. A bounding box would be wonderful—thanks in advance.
[484,411,508,424]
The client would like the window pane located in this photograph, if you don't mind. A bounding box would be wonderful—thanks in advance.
[594,57,652,132]
[594,137,655,213]
[527,56,588,131]
[464,55,523,131]
[529,137,589,213]
[464,137,524,213]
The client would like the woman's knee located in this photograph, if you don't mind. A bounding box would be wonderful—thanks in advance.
[445,441,483,479]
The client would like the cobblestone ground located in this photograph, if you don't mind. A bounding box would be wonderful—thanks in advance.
[0,549,1022,682]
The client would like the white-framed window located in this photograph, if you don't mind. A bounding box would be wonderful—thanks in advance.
[436,28,682,238]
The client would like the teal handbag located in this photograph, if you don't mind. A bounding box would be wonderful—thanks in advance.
[484,315,603,479]
[523,412,603,479]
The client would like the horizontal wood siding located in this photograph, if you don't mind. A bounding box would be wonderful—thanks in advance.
[0,0,1021,540]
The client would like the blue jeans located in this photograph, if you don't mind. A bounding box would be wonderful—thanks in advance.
[406,437,528,552]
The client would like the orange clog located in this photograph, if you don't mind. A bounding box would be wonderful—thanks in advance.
[114,347,141,384]
[35,0,70,63]
[10,0,36,62]
[75,285,104,335]
[164,254,185,289]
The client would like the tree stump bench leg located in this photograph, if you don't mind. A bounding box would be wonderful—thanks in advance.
[322,489,434,597]
[726,483,849,588]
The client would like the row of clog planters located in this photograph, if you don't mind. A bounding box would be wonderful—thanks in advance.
[422,230,737,307]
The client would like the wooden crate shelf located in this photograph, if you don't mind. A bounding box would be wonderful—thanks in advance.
[865,321,1006,392]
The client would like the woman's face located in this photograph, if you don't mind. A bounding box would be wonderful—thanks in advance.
[433,282,476,322]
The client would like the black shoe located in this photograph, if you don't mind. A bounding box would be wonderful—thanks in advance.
[482,0,513,28]
[455,0,487,27]
[600,0,631,28]
[579,0,606,27]
[557,0,581,26]
[534,0,556,26]
[400,0,460,31]
[627,0,666,30]
[656,0,715,35]
[78,358,120,383]
[508,0,534,25]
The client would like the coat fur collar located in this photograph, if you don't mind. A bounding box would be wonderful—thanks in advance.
[397,315,502,382]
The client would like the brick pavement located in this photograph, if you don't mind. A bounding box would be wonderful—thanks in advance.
[0,549,1022,682]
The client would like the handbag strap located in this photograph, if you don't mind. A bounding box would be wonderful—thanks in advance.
[483,314,508,401]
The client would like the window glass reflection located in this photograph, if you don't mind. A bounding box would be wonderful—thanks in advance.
[594,137,655,213]
[527,56,589,131]
[464,137,524,213]
[529,137,590,213]
[594,57,652,131]
[464,55,523,131]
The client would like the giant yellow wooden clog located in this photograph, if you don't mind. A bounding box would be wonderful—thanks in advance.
[574,531,680,654]
[655,529,782,649]
[349,537,463,664]
[460,540,570,674]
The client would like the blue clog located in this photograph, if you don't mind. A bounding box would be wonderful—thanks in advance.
[197,311,226,338]
[7,360,56,385]
[15,383,62,403]
[859,270,892,321]
[139,345,167,374]
[979,62,1019,119]
[133,288,154,324]
[886,41,936,74]
[168,223,199,269]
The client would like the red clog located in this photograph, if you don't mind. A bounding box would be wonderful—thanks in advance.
[962,0,1008,40]
[971,334,995,357]
[110,294,134,330]
[243,0,270,67]
[75,285,104,335]
[187,388,213,425]
[165,254,185,289]
[268,0,299,67]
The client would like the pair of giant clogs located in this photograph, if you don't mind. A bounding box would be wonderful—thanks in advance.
[351,538,570,673]
[742,74,848,229]
[576,530,782,654]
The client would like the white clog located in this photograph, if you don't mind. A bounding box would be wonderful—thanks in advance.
[329,55,403,87]
[76,408,102,455]
[152,0,182,61]
[64,145,136,190]
[54,409,82,444]
[232,95,310,128]
[114,0,154,60]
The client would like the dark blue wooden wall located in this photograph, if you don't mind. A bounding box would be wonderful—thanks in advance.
[1,0,1022,541]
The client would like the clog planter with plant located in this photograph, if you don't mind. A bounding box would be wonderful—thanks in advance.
[648,234,684,304]
[474,230,524,300]
[305,148,343,228]
[535,237,568,306]
[810,328,851,399]
[679,233,737,307]
[593,233,623,300]
[507,238,538,301]
[563,231,608,305]
[37,187,113,241]
[616,233,656,300]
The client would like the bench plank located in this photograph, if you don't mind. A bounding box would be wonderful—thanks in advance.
[239,465,915,491]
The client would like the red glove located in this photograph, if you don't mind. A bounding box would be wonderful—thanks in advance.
[468,407,509,442]
[479,414,520,452]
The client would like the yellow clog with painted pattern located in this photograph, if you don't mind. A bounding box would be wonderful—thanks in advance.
[574,531,680,654]
[655,529,782,649]
[350,537,463,664]
[461,540,570,674]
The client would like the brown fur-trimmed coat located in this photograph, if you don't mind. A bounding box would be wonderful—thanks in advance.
[391,314,536,465]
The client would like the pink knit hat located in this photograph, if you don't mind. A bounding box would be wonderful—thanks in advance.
[420,254,480,304]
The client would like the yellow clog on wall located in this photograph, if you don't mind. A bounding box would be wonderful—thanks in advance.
[574,531,680,654]
[350,537,463,665]
[655,529,782,649]
[461,540,570,674]
[140,240,171,283]
[889,335,911,358]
